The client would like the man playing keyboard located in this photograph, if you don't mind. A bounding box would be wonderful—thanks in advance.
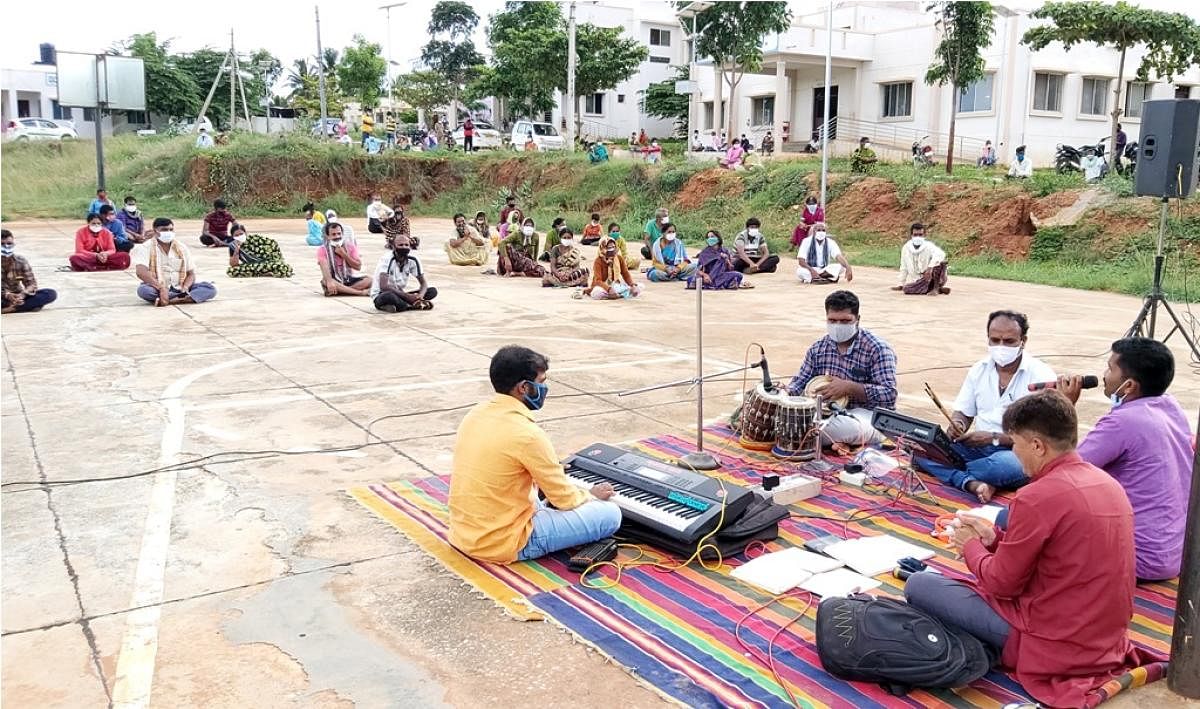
[449,345,622,563]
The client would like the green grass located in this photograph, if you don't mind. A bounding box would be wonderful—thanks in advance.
[3,133,1194,301]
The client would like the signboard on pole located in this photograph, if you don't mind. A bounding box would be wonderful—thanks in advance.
[675,80,698,95]
[54,52,146,109]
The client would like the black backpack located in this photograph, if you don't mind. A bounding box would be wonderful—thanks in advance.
[815,594,996,696]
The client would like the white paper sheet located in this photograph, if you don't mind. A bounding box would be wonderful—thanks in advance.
[799,568,882,597]
[823,534,935,577]
[730,547,847,595]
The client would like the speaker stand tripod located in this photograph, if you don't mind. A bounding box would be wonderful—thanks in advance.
[1126,197,1200,362]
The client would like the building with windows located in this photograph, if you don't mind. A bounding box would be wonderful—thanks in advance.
[686,1,1200,165]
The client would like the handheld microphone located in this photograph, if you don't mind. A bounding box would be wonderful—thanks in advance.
[759,349,773,392]
[1029,375,1098,392]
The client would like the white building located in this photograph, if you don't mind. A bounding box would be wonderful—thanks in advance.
[544,1,686,141]
[686,1,1200,165]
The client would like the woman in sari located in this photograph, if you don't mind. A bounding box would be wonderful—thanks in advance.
[498,217,545,278]
[719,141,745,170]
[687,230,747,290]
[382,201,415,249]
[227,222,294,278]
[542,228,590,288]
[606,222,641,270]
[647,224,696,283]
[589,236,641,300]
[445,213,489,266]
[474,211,499,250]
[501,207,524,243]
[791,195,825,247]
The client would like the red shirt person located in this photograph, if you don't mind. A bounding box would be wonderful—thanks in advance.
[791,196,826,246]
[69,213,131,271]
[905,390,1161,708]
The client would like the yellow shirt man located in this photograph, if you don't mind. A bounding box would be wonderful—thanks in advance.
[448,348,620,563]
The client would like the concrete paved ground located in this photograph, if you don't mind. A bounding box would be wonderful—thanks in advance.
[2,217,1197,708]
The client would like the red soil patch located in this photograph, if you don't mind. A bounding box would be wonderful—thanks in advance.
[674,169,745,210]
[1031,189,1083,220]
[589,194,629,214]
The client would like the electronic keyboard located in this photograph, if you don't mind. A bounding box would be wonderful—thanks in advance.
[563,443,753,545]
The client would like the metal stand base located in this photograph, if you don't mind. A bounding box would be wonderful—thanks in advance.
[678,451,721,471]
[1126,197,1200,362]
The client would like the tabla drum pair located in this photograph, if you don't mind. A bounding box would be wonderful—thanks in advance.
[735,383,819,459]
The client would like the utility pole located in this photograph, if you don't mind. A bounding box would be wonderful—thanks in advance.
[230,30,237,131]
[1168,405,1200,699]
[819,0,833,207]
[565,1,577,152]
[93,57,106,189]
[315,5,329,137]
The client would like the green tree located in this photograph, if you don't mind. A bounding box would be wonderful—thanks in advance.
[247,49,283,116]
[422,1,485,125]
[117,33,202,123]
[925,1,995,174]
[394,71,455,120]
[1023,2,1200,162]
[644,65,691,137]
[471,2,564,120]
[337,35,387,109]
[690,1,791,140]
[571,24,648,136]
[177,49,235,128]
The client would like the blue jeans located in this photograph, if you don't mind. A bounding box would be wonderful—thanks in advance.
[905,571,1010,650]
[516,500,622,561]
[915,443,1027,492]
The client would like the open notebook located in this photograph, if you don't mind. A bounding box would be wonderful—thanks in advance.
[822,534,935,577]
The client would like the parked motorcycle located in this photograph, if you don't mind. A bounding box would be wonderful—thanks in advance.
[1055,136,1108,174]
[912,136,935,167]
[1117,141,1138,177]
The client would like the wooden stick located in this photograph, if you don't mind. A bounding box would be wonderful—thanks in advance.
[923,382,956,427]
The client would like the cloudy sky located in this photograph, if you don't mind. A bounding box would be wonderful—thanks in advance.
[4,0,1199,88]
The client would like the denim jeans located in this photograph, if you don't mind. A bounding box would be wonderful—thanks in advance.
[904,571,1011,650]
[915,443,1027,492]
[516,500,622,561]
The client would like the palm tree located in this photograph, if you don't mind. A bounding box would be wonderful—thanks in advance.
[288,58,315,97]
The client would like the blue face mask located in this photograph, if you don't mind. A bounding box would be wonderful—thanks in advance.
[522,380,549,410]
[1109,378,1131,408]
[706,236,719,246]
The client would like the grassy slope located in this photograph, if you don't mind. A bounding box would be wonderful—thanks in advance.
[3,133,1197,301]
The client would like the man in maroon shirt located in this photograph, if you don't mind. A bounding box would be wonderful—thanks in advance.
[200,199,236,247]
[905,390,1158,708]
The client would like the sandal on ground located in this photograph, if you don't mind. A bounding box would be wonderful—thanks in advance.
[739,281,755,289]
[413,299,434,310]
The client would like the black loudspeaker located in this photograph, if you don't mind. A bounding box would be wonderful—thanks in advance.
[1134,99,1200,198]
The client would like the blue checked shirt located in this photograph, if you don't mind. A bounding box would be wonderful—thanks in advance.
[786,328,898,409]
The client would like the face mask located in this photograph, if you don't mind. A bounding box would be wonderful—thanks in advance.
[372,199,382,206]
[665,233,677,242]
[560,238,574,247]
[611,231,621,240]
[476,220,486,227]
[706,236,719,246]
[814,231,827,241]
[330,238,344,248]
[157,231,175,243]
[827,322,858,343]
[1109,378,1131,408]
[1,245,14,257]
[748,228,761,238]
[806,203,817,213]
[328,217,339,224]
[521,226,534,237]
[126,205,138,213]
[234,234,247,244]
[863,142,871,149]
[660,216,670,225]
[911,236,925,248]
[89,224,102,233]
[395,247,411,259]
[522,380,549,410]
[989,344,1022,367]
[604,249,617,259]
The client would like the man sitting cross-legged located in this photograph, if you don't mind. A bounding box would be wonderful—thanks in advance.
[133,218,217,306]
[449,346,622,563]
[2,229,57,314]
[905,391,1153,709]
[371,234,436,312]
[914,309,1054,503]
[317,222,372,297]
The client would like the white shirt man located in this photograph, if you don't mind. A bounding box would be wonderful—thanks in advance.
[365,198,394,223]
[795,224,852,283]
[1081,152,1104,181]
[1008,150,1033,178]
[897,231,947,288]
[195,130,214,149]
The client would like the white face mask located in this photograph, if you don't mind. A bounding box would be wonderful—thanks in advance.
[827,322,858,343]
[911,236,925,248]
[329,238,344,248]
[660,216,670,225]
[372,199,382,206]
[748,228,761,237]
[88,224,102,233]
[560,238,574,247]
[125,205,138,213]
[814,230,827,241]
[989,344,1022,367]
[156,231,175,243]
[862,142,871,149]
[327,216,338,224]
[665,232,677,242]
[1,245,14,257]
[806,204,817,213]
[234,234,247,244]
[521,225,534,237]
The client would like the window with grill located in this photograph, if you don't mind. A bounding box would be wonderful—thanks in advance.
[584,93,604,115]
[751,97,775,126]
[1125,82,1153,117]
[958,74,994,113]
[1080,78,1108,116]
[880,82,912,118]
[650,29,671,46]
[1032,72,1063,112]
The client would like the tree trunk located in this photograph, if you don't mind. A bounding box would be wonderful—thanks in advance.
[946,82,957,175]
[713,64,725,139]
[727,70,742,143]
[1110,45,1127,165]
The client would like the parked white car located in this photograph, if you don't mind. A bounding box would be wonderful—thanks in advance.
[5,117,77,141]
[510,120,564,151]
[453,120,503,150]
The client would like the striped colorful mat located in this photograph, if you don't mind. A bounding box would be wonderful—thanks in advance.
[350,424,1174,708]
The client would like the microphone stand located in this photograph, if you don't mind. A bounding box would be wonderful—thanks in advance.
[619,277,760,471]
[1126,196,1200,361]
